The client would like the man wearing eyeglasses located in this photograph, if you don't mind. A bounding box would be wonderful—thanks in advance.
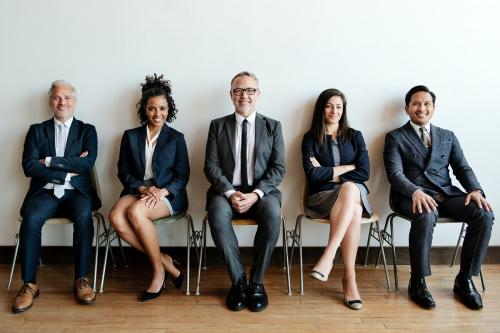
[204,71,285,312]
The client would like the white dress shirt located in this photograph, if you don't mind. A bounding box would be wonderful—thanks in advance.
[144,125,162,180]
[44,117,75,191]
[225,112,263,199]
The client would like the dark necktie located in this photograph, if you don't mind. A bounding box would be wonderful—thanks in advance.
[241,119,249,190]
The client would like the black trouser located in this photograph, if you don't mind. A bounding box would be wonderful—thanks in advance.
[393,195,493,278]
[20,189,94,283]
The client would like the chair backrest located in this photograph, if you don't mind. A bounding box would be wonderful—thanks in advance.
[90,166,102,201]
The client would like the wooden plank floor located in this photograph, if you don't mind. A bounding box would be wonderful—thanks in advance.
[1,264,499,333]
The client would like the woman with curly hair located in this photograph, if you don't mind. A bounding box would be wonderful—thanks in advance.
[109,74,189,301]
[302,88,372,310]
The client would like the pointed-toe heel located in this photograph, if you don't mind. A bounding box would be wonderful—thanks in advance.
[310,270,329,282]
[140,273,166,302]
[172,272,184,290]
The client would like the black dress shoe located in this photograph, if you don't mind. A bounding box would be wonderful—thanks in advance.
[226,275,247,311]
[454,274,483,310]
[247,283,268,312]
[408,277,435,309]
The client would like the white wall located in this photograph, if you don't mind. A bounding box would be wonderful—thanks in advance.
[0,0,498,247]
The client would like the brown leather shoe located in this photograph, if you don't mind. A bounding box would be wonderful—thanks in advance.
[73,278,96,304]
[12,283,39,313]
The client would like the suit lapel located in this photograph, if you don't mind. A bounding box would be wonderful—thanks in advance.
[254,113,265,158]
[224,114,237,163]
[46,119,56,157]
[138,125,147,172]
[64,118,78,156]
[401,121,428,157]
[426,124,440,167]
[152,124,169,165]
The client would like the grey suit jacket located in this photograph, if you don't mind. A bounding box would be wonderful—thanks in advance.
[204,112,285,206]
[383,121,482,208]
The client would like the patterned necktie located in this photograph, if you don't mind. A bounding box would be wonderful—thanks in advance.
[419,126,431,149]
[241,119,249,191]
[54,124,66,198]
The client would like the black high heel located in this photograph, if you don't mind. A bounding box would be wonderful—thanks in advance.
[140,273,166,302]
[172,272,184,290]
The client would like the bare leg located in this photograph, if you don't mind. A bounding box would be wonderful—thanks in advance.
[109,196,179,277]
[312,182,361,277]
[341,203,362,300]
[109,196,179,292]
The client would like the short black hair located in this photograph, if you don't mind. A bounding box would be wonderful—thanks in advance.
[405,85,436,107]
[136,74,178,124]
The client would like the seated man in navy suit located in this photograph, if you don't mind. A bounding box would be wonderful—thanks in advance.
[384,85,494,310]
[13,80,101,313]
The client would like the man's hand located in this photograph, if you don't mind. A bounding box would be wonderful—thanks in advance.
[465,191,493,212]
[230,191,259,214]
[412,190,438,214]
[80,151,89,157]
[39,158,46,165]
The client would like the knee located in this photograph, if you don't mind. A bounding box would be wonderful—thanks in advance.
[109,209,127,234]
[72,209,93,229]
[207,197,232,225]
[412,211,438,232]
[338,182,360,199]
[126,203,146,228]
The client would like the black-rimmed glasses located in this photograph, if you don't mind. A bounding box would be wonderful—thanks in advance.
[232,88,258,96]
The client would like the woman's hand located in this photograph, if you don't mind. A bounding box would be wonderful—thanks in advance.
[310,156,321,167]
[138,186,169,208]
[331,164,356,182]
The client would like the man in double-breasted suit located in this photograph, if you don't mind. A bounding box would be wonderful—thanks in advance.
[13,80,101,313]
[204,71,285,312]
[384,85,493,310]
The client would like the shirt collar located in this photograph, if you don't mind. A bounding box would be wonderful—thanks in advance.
[409,121,430,134]
[54,117,73,128]
[235,111,256,125]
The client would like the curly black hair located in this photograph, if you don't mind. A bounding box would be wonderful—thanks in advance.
[136,73,178,124]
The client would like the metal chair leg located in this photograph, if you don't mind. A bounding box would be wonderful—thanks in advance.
[298,217,304,296]
[117,237,128,268]
[389,216,398,291]
[99,226,113,293]
[282,217,292,296]
[375,221,391,291]
[186,214,192,296]
[7,234,20,291]
[195,217,207,296]
[364,222,373,266]
[479,269,485,292]
[92,212,103,291]
[451,222,466,267]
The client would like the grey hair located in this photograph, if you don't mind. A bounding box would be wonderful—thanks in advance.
[230,71,259,88]
[48,80,77,98]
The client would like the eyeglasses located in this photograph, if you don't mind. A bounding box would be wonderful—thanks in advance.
[232,88,258,96]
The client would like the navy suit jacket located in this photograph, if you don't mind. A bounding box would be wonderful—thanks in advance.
[117,124,189,213]
[21,117,101,215]
[204,113,285,207]
[383,121,482,209]
[302,129,370,195]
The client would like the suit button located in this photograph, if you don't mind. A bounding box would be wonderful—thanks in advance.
[441,155,446,159]
[413,154,418,158]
